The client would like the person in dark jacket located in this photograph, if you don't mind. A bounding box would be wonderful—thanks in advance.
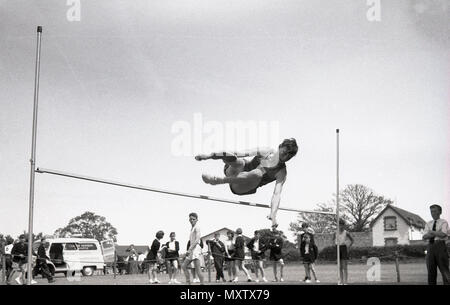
[269,229,284,282]
[165,232,180,284]
[299,222,315,244]
[207,233,226,282]
[300,234,319,283]
[232,228,252,282]
[8,235,29,285]
[147,230,165,284]
[247,230,268,282]
[35,238,55,283]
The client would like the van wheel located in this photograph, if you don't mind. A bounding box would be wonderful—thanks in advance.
[82,266,95,276]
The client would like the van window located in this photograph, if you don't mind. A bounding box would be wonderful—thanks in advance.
[102,240,114,249]
[50,243,64,260]
[78,243,98,251]
[64,243,77,251]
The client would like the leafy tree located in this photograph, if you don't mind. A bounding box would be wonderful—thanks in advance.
[289,202,345,238]
[54,211,118,242]
[289,184,392,235]
[340,184,392,232]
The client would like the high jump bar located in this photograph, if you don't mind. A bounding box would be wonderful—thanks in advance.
[35,167,335,215]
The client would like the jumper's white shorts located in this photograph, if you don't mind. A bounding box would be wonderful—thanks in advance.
[187,244,202,261]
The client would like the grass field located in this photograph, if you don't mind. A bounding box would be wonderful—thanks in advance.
[19,259,446,285]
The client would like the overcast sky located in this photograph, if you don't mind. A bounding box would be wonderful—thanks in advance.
[0,0,448,246]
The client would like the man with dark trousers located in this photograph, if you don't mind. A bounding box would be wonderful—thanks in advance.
[423,204,449,285]
[207,233,226,282]
[36,238,55,283]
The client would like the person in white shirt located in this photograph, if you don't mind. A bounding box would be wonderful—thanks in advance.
[332,219,354,285]
[224,230,236,282]
[422,204,449,285]
[165,232,180,284]
[181,212,204,284]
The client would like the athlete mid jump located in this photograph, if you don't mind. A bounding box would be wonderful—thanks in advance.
[195,138,298,228]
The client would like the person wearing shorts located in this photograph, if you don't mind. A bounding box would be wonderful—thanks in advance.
[8,235,27,285]
[195,139,298,227]
[333,219,354,285]
[165,232,180,284]
[186,239,205,282]
[181,212,204,284]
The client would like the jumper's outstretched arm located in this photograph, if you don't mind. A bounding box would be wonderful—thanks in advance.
[268,169,286,227]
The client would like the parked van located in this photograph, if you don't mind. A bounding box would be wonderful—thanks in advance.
[32,238,109,276]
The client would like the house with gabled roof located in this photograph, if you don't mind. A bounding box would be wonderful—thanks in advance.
[201,227,251,245]
[370,204,426,246]
[201,227,252,256]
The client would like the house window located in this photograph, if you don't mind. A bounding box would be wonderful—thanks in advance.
[385,238,398,246]
[384,216,397,231]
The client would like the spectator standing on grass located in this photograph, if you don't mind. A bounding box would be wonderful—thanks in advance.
[232,228,252,282]
[147,231,165,284]
[165,232,181,284]
[224,230,235,282]
[333,219,354,285]
[207,232,226,282]
[247,230,268,283]
[423,204,450,285]
[181,212,204,285]
[126,244,139,274]
[300,234,319,283]
[269,229,285,282]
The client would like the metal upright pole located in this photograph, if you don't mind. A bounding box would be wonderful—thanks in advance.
[27,26,43,285]
[336,129,340,284]
[207,243,212,283]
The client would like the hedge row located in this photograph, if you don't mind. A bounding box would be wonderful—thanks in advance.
[318,244,450,262]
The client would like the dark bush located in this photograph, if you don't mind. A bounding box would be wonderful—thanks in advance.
[317,244,444,262]
[282,247,301,262]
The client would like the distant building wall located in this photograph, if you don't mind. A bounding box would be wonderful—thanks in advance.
[372,208,410,246]
[201,228,251,255]
[315,231,372,251]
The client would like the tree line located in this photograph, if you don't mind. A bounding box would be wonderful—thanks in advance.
[289,184,393,240]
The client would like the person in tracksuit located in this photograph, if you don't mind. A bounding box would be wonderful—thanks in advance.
[207,233,226,282]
